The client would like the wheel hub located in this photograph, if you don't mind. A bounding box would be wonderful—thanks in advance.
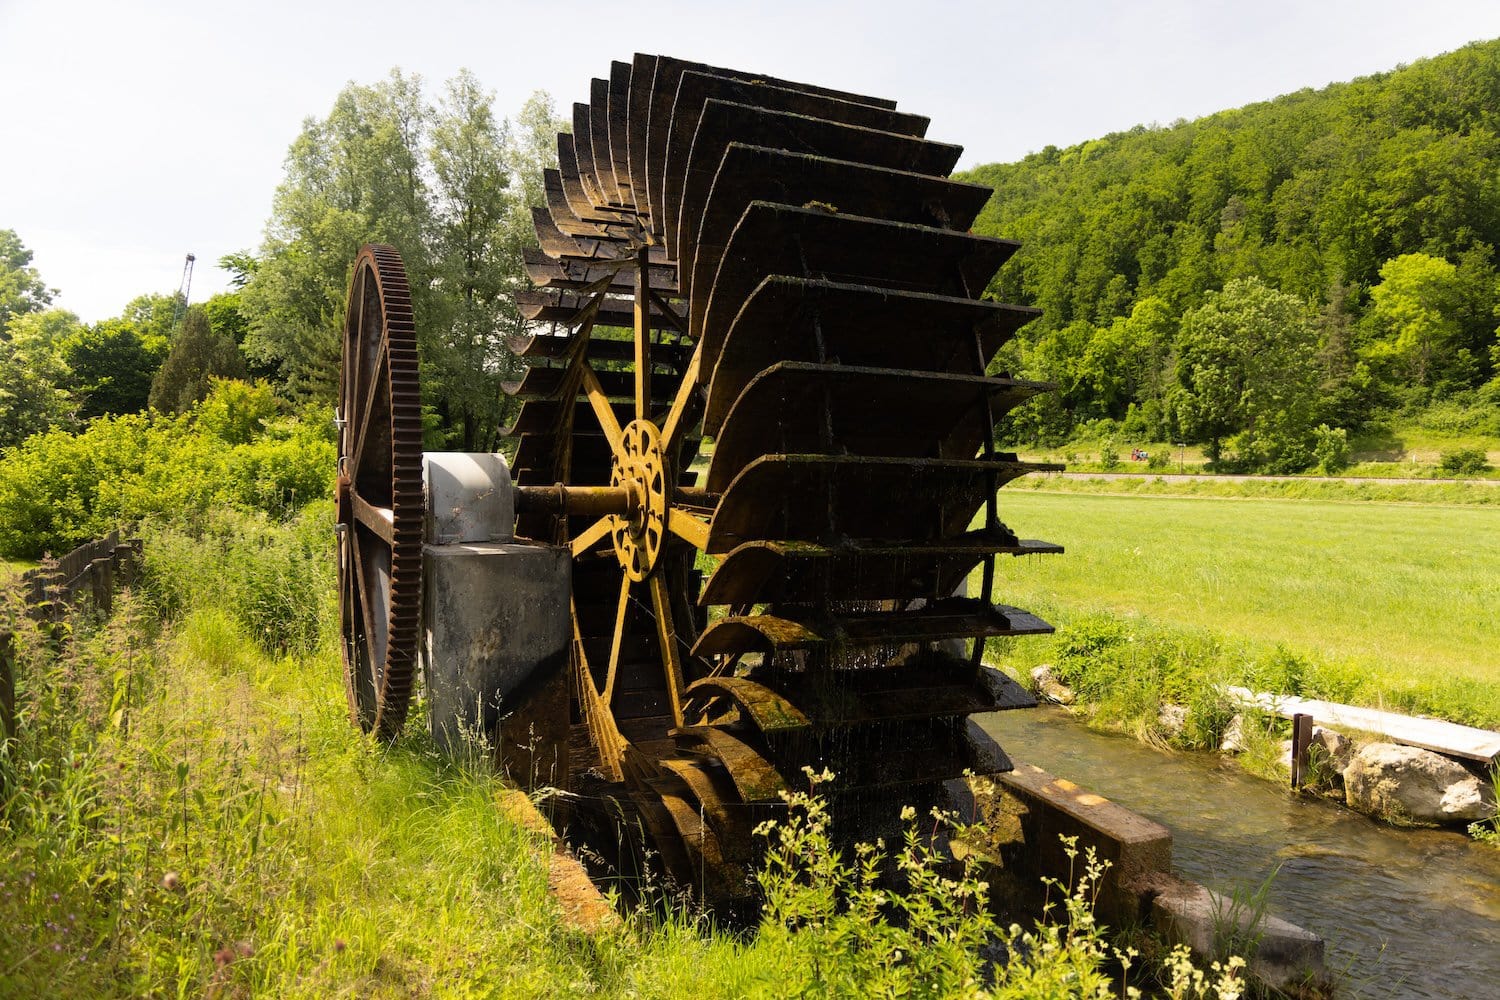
[610,419,668,580]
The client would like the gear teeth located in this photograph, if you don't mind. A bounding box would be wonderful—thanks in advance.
[338,243,425,742]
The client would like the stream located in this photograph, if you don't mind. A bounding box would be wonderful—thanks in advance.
[979,707,1500,999]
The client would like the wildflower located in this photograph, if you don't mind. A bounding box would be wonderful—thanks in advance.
[333,938,347,953]
[214,947,235,967]
[161,871,180,891]
[900,805,917,822]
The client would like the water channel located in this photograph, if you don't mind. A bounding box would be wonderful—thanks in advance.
[979,707,1500,999]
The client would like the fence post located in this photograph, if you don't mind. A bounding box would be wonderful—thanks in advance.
[1290,712,1314,789]
[1,629,15,749]
[90,557,114,617]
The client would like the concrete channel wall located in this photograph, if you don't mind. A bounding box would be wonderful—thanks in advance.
[975,762,1328,993]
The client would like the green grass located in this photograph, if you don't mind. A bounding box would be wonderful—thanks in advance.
[987,490,1500,728]
[1012,428,1500,479]
[3,509,1253,997]
[1011,474,1500,506]
[1,557,37,581]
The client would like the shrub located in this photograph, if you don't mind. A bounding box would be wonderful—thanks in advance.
[0,381,333,559]
[1147,449,1170,470]
[753,772,1249,997]
[1439,447,1491,477]
[1099,438,1121,471]
[1312,424,1350,474]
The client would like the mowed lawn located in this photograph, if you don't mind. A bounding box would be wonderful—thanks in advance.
[990,491,1500,687]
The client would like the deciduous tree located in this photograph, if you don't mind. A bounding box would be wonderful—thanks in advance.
[1171,278,1319,471]
[0,229,55,335]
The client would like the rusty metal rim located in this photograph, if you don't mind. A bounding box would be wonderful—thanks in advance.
[337,244,425,741]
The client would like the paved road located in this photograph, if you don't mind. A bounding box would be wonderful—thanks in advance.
[1042,470,1500,487]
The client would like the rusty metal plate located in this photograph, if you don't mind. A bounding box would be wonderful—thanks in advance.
[685,144,990,298]
[706,275,1037,397]
[692,599,1053,657]
[698,537,1063,606]
[706,454,1058,552]
[685,676,810,734]
[707,362,1051,488]
[641,56,898,239]
[660,70,930,256]
[673,725,786,804]
[696,202,1019,364]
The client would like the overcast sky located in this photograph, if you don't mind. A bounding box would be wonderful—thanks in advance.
[4,0,1499,322]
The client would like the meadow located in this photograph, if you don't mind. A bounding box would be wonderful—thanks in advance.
[985,489,1500,729]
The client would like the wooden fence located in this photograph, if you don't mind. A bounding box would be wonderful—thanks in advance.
[1,532,141,753]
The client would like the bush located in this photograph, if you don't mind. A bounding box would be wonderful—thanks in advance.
[1439,447,1492,477]
[1147,449,1170,470]
[1312,424,1350,474]
[1099,438,1121,471]
[0,381,334,559]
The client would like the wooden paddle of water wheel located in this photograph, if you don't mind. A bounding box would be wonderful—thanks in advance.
[336,55,1062,908]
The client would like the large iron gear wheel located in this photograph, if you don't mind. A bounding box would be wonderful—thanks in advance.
[336,244,425,741]
[508,57,1062,907]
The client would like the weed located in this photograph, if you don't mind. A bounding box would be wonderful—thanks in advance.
[1207,866,1279,966]
[1468,764,1500,849]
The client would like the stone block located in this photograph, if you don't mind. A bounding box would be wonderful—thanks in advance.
[1343,741,1495,824]
[992,762,1172,924]
[1148,872,1326,992]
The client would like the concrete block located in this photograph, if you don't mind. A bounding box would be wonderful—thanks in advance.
[422,541,570,771]
[1148,872,1326,991]
[991,762,1173,924]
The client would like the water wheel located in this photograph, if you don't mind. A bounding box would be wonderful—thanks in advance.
[504,56,1062,904]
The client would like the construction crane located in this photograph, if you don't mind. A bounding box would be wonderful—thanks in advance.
[170,253,196,329]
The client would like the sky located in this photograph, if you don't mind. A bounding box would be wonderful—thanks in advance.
[3,0,1500,322]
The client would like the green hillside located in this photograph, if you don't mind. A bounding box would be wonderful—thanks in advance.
[963,40,1500,471]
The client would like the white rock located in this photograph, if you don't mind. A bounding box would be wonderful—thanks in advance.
[1219,714,1247,753]
[1156,702,1188,738]
[1343,742,1496,824]
[1277,738,1295,772]
[1311,727,1352,769]
[1029,664,1076,705]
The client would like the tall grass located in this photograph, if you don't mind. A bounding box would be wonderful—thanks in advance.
[1,505,1256,997]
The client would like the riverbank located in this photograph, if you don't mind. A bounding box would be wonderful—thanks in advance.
[980,707,1500,1000]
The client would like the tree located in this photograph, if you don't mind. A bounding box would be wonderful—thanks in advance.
[0,308,78,448]
[0,229,55,335]
[240,69,435,402]
[149,306,247,413]
[426,69,522,450]
[240,69,564,450]
[61,317,166,418]
[1171,278,1320,471]
[1367,252,1464,390]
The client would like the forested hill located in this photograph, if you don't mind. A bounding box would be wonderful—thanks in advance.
[962,39,1500,468]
